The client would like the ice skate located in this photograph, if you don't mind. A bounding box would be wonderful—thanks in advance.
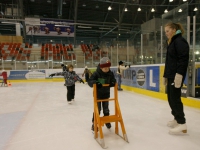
[169,124,187,134]
[105,123,111,129]
[68,101,72,104]
[167,119,178,128]
[72,99,75,101]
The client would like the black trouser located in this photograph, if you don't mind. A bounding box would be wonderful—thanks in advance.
[167,78,186,124]
[92,100,110,122]
[85,73,89,82]
[66,84,75,101]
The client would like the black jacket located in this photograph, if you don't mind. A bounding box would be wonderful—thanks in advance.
[163,33,189,79]
[88,64,116,99]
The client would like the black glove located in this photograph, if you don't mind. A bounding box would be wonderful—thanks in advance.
[109,79,116,87]
[80,79,84,84]
[49,73,56,77]
[129,65,130,68]
[96,81,102,88]
[125,65,127,67]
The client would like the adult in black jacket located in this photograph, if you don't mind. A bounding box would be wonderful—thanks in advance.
[163,22,189,134]
[88,57,116,131]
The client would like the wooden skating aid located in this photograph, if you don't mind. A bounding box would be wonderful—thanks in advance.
[93,83,129,148]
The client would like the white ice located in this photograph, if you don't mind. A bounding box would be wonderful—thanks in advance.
[0,82,200,150]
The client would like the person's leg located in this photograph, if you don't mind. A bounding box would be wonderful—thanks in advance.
[66,86,72,102]
[167,78,187,133]
[117,74,122,90]
[102,101,111,128]
[85,73,89,82]
[167,78,176,118]
[71,84,75,100]
[91,102,101,131]
[167,78,185,124]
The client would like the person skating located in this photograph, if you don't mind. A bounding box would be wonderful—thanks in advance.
[49,64,84,104]
[88,57,116,131]
[117,61,130,91]
[82,66,92,83]
[163,22,189,134]
[0,70,8,86]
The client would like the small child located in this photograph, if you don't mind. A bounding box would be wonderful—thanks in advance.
[49,64,84,104]
[117,61,130,91]
[88,57,116,131]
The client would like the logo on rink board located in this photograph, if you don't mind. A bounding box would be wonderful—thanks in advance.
[137,69,145,86]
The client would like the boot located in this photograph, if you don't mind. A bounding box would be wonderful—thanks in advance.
[169,124,187,134]
[167,119,178,128]
[105,123,111,129]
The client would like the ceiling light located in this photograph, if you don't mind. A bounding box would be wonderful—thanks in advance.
[108,6,112,10]
[194,7,198,11]
[124,8,128,12]
[169,0,173,2]
[82,3,86,7]
[78,26,92,29]
[178,8,182,12]
[183,0,187,2]
[137,7,141,11]
[118,33,121,36]
[47,0,51,3]
[164,9,168,13]
[63,1,66,4]
[151,8,155,12]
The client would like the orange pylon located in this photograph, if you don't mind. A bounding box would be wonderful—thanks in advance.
[8,81,11,86]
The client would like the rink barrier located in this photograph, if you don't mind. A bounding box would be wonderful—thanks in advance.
[121,85,200,109]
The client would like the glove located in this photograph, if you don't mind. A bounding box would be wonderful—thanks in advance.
[109,79,116,87]
[163,77,167,86]
[49,73,56,77]
[80,79,84,84]
[125,65,127,67]
[174,73,183,88]
[96,81,102,88]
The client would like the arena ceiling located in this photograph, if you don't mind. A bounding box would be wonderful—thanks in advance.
[0,0,200,40]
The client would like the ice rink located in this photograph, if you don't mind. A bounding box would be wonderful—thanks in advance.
[0,82,200,150]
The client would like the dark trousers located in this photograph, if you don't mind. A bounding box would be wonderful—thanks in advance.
[66,84,75,101]
[167,78,186,124]
[117,74,122,89]
[85,73,89,82]
[92,100,110,122]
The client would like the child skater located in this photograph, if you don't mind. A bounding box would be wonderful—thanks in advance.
[88,57,116,131]
[49,64,84,104]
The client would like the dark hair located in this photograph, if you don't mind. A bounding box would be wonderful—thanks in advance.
[165,22,185,35]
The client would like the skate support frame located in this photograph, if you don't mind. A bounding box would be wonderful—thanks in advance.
[93,83,129,148]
